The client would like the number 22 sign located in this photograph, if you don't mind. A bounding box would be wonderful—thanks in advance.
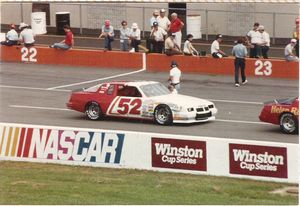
[21,47,37,62]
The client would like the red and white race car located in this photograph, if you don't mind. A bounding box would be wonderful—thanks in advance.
[259,97,299,134]
[67,81,217,125]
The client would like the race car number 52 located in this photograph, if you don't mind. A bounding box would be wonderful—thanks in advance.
[117,98,142,115]
[255,60,272,76]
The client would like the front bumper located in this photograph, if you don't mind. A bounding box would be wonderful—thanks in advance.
[172,108,217,123]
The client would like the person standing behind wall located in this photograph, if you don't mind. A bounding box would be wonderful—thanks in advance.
[157,9,170,32]
[232,37,248,87]
[150,22,167,53]
[99,20,114,51]
[293,17,299,57]
[258,25,270,59]
[165,33,182,56]
[170,13,184,49]
[246,22,261,58]
[129,23,141,52]
[120,21,131,51]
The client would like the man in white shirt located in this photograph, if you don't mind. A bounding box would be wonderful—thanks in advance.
[157,9,170,32]
[258,25,270,59]
[211,34,227,58]
[150,22,167,53]
[1,24,19,46]
[150,10,159,30]
[168,61,181,92]
[246,22,262,58]
[284,39,299,62]
[129,23,141,52]
[19,22,35,47]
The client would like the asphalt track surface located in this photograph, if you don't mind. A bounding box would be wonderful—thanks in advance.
[0,62,298,144]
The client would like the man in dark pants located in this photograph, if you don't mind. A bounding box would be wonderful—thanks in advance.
[232,38,248,87]
[246,22,261,58]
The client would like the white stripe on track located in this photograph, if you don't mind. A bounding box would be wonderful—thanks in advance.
[9,104,267,125]
[47,67,146,90]
[0,85,71,92]
[9,105,71,111]
[208,99,263,105]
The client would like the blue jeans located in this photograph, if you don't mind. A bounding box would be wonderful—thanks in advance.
[234,58,246,84]
[104,36,114,50]
[53,43,71,50]
[120,39,129,51]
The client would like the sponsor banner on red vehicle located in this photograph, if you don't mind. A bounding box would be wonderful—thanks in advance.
[229,144,287,178]
[151,137,207,171]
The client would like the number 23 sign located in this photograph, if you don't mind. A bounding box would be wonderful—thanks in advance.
[254,60,272,76]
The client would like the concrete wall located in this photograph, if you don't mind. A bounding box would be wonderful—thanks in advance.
[0,2,298,38]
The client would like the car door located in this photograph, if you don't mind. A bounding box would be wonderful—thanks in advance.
[106,85,143,118]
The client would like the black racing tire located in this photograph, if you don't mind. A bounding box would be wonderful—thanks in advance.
[85,102,103,120]
[279,113,298,134]
[154,104,173,125]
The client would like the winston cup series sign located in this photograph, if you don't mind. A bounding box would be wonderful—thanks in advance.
[229,144,287,178]
[151,137,207,171]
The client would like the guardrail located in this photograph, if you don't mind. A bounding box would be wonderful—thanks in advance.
[0,123,297,183]
[0,46,298,79]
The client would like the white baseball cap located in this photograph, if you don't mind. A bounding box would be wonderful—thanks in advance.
[258,25,264,30]
[19,22,28,29]
[132,23,138,29]
[160,9,166,13]
[291,39,297,43]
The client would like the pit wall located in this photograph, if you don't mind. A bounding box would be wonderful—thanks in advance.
[0,46,298,79]
[0,123,298,183]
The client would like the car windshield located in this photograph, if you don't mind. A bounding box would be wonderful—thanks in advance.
[140,82,170,97]
[275,97,298,104]
[84,84,101,92]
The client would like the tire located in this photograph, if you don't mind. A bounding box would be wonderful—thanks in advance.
[154,105,173,125]
[85,102,103,120]
[279,113,298,134]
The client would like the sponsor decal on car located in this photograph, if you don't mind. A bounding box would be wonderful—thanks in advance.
[0,126,124,164]
[270,106,299,115]
[151,137,207,171]
[229,144,287,178]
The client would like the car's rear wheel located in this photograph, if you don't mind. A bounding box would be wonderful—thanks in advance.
[154,105,173,125]
[280,113,298,134]
[85,102,103,120]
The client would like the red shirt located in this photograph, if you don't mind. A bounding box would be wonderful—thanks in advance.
[65,31,74,46]
[170,18,183,33]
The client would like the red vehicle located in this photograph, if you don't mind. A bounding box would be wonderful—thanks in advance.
[259,97,299,134]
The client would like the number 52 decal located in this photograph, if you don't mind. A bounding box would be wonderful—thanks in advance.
[109,97,142,115]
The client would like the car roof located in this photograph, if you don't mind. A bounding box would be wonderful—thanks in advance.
[110,81,158,87]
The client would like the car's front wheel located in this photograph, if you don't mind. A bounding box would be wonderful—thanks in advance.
[280,113,298,134]
[85,102,103,120]
[154,105,173,125]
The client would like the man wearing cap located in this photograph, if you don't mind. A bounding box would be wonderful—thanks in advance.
[168,61,181,92]
[150,21,167,53]
[211,34,227,58]
[164,32,182,56]
[246,22,261,58]
[129,23,141,52]
[150,10,159,30]
[19,22,35,47]
[99,20,114,51]
[232,37,248,87]
[170,13,184,49]
[258,25,270,59]
[284,39,299,62]
[1,24,18,46]
[157,9,170,32]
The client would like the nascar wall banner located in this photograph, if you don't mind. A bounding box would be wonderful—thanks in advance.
[0,123,297,183]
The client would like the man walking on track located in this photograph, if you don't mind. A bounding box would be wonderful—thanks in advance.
[232,38,248,87]
[168,61,182,92]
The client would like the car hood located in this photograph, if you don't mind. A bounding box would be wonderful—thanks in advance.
[150,94,213,107]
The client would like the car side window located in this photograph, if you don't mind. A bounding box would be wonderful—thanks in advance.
[117,86,142,97]
[107,85,115,95]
